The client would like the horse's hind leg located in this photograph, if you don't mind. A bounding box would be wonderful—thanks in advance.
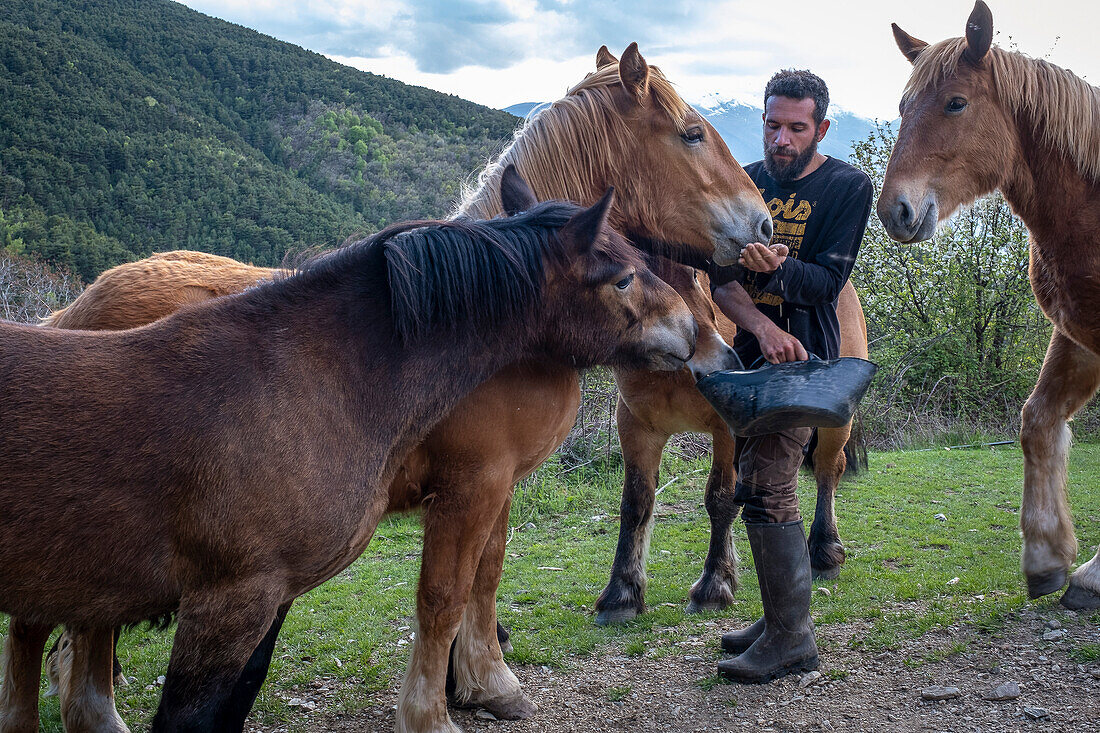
[0,619,51,733]
[398,473,515,733]
[687,429,739,612]
[448,492,535,720]
[112,628,126,688]
[595,397,669,625]
[1064,542,1100,609]
[151,581,283,733]
[57,627,129,733]
[214,601,292,730]
[1020,329,1100,603]
[44,631,67,698]
[808,425,849,581]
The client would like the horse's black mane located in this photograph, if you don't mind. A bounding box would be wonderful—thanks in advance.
[282,201,583,343]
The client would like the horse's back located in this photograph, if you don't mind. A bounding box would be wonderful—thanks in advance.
[44,252,279,331]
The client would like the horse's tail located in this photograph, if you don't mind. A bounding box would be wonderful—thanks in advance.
[842,416,870,475]
[802,418,869,478]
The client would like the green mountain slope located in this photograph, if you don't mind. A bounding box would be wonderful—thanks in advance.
[0,0,519,280]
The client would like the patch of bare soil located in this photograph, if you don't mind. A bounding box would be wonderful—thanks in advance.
[257,605,1100,733]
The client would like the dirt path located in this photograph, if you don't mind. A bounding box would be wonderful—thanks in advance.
[258,605,1100,733]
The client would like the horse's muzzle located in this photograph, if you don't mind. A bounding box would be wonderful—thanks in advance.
[878,192,939,243]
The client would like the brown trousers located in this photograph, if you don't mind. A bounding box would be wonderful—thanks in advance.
[732,427,814,524]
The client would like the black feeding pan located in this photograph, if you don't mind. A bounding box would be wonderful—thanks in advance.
[695,357,878,437]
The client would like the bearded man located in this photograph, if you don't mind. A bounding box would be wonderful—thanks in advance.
[708,69,873,683]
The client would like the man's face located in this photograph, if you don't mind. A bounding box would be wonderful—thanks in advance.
[762,95,825,183]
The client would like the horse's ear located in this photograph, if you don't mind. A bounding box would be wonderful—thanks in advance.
[891,23,928,64]
[596,45,618,69]
[618,43,649,99]
[561,187,615,257]
[499,164,539,216]
[963,0,993,65]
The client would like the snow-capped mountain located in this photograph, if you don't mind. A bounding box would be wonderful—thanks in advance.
[505,97,889,167]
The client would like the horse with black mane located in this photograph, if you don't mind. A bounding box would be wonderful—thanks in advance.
[0,171,696,733]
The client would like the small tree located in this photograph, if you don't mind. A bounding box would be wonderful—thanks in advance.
[0,251,83,323]
[849,123,1049,443]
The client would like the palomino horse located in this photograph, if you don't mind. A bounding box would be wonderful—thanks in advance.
[880,1,1100,610]
[590,45,869,625]
[595,275,867,624]
[0,173,698,733]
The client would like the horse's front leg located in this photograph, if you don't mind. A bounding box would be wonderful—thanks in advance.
[57,626,129,733]
[213,601,292,730]
[0,618,52,733]
[594,397,669,625]
[448,491,535,720]
[807,425,849,581]
[150,579,284,733]
[397,478,510,733]
[1020,328,1100,605]
[687,429,739,612]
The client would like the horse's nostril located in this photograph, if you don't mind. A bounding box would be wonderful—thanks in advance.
[898,198,914,226]
[758,215,773,243]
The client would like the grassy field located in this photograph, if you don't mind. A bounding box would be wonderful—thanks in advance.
[7,441,1100,731]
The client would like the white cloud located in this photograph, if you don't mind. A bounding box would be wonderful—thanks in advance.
[180,0,1100,120]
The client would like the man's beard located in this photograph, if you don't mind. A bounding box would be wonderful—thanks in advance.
[763,138,817,183]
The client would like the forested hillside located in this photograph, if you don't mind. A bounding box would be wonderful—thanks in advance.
[0,0,519,280]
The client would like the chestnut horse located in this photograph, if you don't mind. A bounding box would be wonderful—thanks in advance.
[589,46,869,625]
[880,1,1100,609]
[595,275,868,624]
[0,175,699,733]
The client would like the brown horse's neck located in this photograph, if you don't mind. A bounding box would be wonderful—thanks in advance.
[1000,113,1100,251]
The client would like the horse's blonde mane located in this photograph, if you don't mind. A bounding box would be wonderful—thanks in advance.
[903,38,1100,182]
[457,63,690,218]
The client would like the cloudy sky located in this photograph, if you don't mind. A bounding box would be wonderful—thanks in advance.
[178,0,1099,120]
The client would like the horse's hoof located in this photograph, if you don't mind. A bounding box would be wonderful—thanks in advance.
[686,599,718,613]
[595,607,639,626]
[1027,569,1067,599]
[812,565,841,581]
[686,592,733,613]
[479,691,537,720]
[1060,583,1100,610]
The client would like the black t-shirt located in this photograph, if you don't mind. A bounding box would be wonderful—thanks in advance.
[711,156,873,364]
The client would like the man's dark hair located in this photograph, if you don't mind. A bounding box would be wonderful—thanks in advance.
[764,69,829,126]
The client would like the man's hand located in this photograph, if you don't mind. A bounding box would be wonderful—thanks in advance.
[739,243,789,273]
[757,323,809,363]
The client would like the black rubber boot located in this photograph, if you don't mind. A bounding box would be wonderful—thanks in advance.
[718,521,818,683]
[720,616,764,654]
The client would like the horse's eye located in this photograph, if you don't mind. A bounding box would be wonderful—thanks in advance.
[945,97,968,115]
[692,269,699,284]
[681,127,705,145]
[615,273,635,290]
